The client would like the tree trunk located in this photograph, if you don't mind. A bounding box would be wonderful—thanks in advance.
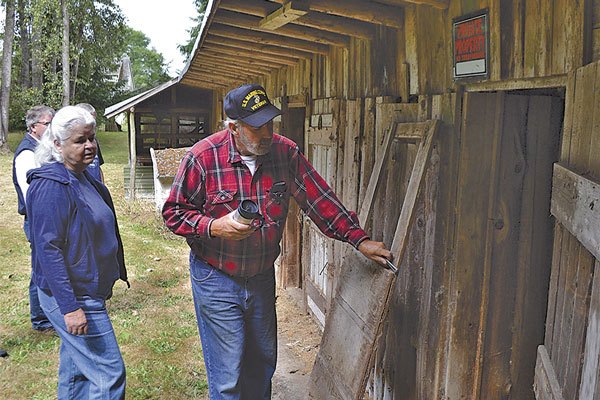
[61,0,70,106]
[31,19,42,90]
[17,0,31,88]
[71,24,83,102]
[0,0,17,154]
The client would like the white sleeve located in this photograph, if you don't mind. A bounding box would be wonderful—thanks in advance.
[14,150,37,201]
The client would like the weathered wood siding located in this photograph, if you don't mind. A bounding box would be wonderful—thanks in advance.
[236,0,598,399]
[538,60,600,400]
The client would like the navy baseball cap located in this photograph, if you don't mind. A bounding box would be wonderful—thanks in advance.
[224,84,281,128]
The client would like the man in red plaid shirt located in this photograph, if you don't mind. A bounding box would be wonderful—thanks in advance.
[163,83,391,399]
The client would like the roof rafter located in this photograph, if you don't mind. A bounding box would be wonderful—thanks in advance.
[375,0,449,10]
[192,63,260,81]
[202,43,301,66]
[213,9,350,47]
[210,23,330,55]
[200,49,289,70]
[269,0,403,28]
[205,34,316,59]
[219,0,375,40]
[195,58,273,76]
[259,1,309,30]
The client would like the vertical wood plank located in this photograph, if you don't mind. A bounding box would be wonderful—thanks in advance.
[545,224,564,352]
[342,99,360,212]
[487,0,502,80]
[562,246,594,399]
[569,62,597,173]
[551,0,568,74]
[429,92,459,399]
[534,345,566,400]
[479,93,526,399]
[579,261,600,400]
[416,147,440,400]
[551,233,577,381]
[564,0,587,72]
[360,98,376,207]
[587,61,600,176]
[523,0,541,77]
[510,95,562,399]
[560,70,577,163]
[404,5,418,95]
[445,92,498,399]
[499,0,518,78]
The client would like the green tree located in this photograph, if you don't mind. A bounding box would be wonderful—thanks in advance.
[5,1,173,130]
[177,0,207,61]
[123,27,171,92]
[7,0,129,130]
[0,0,16,153]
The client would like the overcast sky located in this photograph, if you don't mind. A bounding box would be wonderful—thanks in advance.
[112,0,199,76]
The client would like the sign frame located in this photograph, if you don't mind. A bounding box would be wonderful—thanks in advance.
[452,9,489,80]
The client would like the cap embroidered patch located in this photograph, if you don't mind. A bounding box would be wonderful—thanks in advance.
[241,90,269,112]
[224,83,282,128]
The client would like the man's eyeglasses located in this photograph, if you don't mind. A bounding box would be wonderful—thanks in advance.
[36,121,51,126]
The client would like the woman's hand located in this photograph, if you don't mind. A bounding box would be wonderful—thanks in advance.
[64,308,88,335]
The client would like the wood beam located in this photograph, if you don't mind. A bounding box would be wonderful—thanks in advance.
[219,0,375,39]
[219,0,277,16]
[202,43,300,66]
[205,34,316,59]
[200,49,287,70]
[213,9,349,47]
[375,0,449,10]
[269,0,403,28]
[192,64,260,81]
[294,12,375,40]
[180,79,227,90]
[259,1,309,30]
[195,58,272,76]
[181,73,235,87]
[210,23,329,55]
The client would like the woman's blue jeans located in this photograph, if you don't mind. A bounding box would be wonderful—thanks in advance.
[190,253,277,400]
[38,289,126,400]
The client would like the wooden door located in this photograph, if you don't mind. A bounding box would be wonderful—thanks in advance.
[278,105,305,288]
[303,99,341,328]
[447,91,561,399]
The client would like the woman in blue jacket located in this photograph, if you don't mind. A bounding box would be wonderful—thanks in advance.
[26,106,129,399]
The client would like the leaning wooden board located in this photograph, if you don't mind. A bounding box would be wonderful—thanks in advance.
[308,120,440,399]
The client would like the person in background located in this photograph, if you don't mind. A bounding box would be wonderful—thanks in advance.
[75,102,104,182]
[27,106,129,399]
[12,104,55,333]
[162,83,392,399]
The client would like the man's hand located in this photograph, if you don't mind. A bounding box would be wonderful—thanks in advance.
[358,239,392,267]
[64,308,88,335]
[210,210,257,240]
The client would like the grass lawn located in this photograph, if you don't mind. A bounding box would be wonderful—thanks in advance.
[0,130,209,399]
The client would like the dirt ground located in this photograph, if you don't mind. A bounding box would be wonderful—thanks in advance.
[273,287,322,399]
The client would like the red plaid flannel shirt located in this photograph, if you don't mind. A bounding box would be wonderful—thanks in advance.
[162,129,368,277]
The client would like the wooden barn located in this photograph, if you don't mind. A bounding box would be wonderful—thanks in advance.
[107,0,600,398]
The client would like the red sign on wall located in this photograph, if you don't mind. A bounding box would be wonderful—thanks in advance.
[453,10,489,79]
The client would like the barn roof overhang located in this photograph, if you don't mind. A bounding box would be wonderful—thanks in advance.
[178,0,449,91]
[105,0,450,117]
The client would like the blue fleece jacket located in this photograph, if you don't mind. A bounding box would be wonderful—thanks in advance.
[26,162,129,315]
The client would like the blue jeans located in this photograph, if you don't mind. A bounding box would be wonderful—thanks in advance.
[24,220,51,330]
[30,279,52,330]
[190,253,277,400]
[38,289,126,400]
